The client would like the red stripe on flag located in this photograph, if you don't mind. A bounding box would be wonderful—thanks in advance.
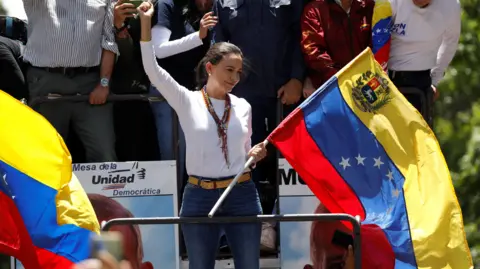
[36,247,75,268]
[268,108,365,221]
[0,191,41,269]
[0,191,76,269]
[374,40,391,70]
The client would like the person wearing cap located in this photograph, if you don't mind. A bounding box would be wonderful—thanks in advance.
[387,0,461,120]
[304,203,395,269]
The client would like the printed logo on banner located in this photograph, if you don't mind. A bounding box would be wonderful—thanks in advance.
[278,158,313,196]
[91,162,147,190]
[74,161,178,197]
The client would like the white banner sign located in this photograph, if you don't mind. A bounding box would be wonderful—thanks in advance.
[278,158,313,196]
[74,160,177,197]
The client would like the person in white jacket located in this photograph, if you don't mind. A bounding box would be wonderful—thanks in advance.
[387,0,461,124]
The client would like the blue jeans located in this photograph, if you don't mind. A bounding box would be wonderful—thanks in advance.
[180,178,262,269]
[150,86,186,176]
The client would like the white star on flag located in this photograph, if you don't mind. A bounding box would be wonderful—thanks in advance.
[339,157,351,170]
[373,156,384,168]
[392,189,400,198]
[355,154,366,165]
[386,170,394,180]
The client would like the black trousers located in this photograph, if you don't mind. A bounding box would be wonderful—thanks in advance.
[0,36,27,100]
[389,70,434,126]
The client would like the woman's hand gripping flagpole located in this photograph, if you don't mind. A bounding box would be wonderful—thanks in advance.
[208,140,269,218]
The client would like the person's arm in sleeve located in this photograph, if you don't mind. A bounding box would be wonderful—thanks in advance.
[152,0,205,58]
[0,38,27,100]
[244,103,256,170]
[430,2,461,86]
[290,0,306,82]
[244,102,252,156]
[152,26,203,58]
[300,3,338,82]
[102,0,120,55]
[90,0,119,105]
[212,0,230,42]
[139,2,190,113]
[140,39,190,114]
[244,102,267,168]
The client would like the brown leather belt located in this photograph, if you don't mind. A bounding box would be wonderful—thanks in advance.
[188,173,251,190]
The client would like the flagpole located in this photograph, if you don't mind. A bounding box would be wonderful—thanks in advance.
[208,140,269,218]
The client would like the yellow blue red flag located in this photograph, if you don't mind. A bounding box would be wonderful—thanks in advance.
[372,0,392,70]
[268,48,473,268]
[0,90,100,268]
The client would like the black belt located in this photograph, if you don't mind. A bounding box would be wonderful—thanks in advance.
[388,70,430,80]
[388,70,431,88]
[31,65,99,77]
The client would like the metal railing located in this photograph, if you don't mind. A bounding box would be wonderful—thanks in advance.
[27,93,165,108]
[102,213,363,269]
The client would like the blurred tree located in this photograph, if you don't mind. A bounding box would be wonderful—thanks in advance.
[434,0,480,266]
[0,0,6,15]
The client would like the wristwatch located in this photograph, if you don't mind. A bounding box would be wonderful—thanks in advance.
[100,77,109,87]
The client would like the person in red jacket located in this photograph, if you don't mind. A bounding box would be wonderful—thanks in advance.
[300,0,374,96]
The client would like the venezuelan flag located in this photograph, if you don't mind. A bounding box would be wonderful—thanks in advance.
[0,90,100,268]
[372,0,392,70]
[268,48,473,268]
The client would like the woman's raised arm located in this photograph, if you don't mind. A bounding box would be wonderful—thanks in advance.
[138,2,190,112]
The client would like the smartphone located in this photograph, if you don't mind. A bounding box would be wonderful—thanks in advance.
[129,0,144,9]
[331,230,354,250]
[90,231,124,262]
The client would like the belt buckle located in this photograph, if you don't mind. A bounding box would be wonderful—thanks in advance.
[201,179,216,189]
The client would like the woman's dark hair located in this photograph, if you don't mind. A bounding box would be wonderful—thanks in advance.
[194,42,244,90]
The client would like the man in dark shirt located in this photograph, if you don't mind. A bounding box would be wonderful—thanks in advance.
[213,0,306,210]
[0,35,27,101]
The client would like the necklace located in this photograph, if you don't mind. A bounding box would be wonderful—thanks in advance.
[201,86,232,167]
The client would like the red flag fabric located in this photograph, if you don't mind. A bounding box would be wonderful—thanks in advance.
[0,190,41,269]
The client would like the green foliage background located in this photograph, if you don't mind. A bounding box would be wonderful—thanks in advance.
[434,0,480,267]
[0,0,479,268]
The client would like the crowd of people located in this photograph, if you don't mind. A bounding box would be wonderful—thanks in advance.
[0,0,461,268]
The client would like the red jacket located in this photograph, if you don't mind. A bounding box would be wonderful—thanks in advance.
[301,0,374,88]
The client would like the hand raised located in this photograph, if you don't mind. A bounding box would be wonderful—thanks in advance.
[137,1,154,19]
[113,0,136,28]
[199,12,218,39]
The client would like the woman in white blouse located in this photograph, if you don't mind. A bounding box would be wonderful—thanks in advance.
[138,2,266,269]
